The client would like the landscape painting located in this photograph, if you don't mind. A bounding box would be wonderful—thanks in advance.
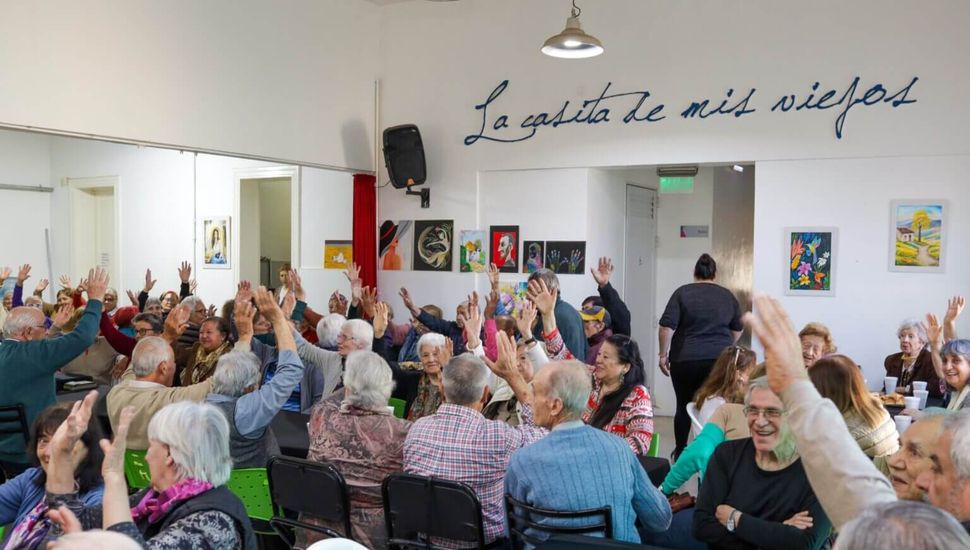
[890,200,946,273]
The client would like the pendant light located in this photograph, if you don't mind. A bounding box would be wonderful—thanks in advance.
[541,0,604,59]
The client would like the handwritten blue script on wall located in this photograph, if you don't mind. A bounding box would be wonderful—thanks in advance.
[463,76,918,146]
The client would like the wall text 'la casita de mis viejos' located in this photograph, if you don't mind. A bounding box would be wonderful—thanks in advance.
[463,76,919,146]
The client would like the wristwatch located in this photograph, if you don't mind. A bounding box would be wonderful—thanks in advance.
[726,510,740,532]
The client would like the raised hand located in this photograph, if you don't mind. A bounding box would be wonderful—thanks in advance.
[125,289,138,306]
[743,293,807,395]
[143,269,157,293]
[0,266,10,281]
[517,300,538,341]
[236,280,254,305]
[75,278,88,295]
[206,304,217,318]
[178,261,192,283]
[926,313,944,351]
[163,304,191,341]
[399,287,420,317]
[58,275,72,289]
[946,296,965,323]
[47,505,83,536]
[484,289,499,320]
[34,278,49,296]
[51,304,75,329]
[50,390,98,456]
[84,267,109,302]
[463,292,483,348]
[591,256,613,288]
[253,285,284,320]
[16,264,31,285]
[100,406,135,484]
[289,269,305,301]
[487,262,500,290]
[361,286,378,319]
[373,301,389,338]
[281,292,296,320]
[568,249,584,274]
[189,278,198,294]
[235,299,256,339]
[344,263,362,305]
[527,278,557,317]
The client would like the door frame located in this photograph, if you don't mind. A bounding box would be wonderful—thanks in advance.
[232,165,301,287]
[623,183,660,408]
[65,175,121,288]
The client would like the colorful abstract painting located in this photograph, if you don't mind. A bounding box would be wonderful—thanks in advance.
[890,200,947,273]
[545,241,586,275]
[413,220,453,272]
[522,241,545,273]
[323,240,353,269]
[498,281,529,317]
[786,228,836,296]
[459,230,487,273]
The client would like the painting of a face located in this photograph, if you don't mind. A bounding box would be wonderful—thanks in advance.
[489,225,519,273]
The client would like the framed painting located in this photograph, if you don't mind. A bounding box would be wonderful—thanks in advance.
[786,227,836,296]
[459,230,487,273]
[889,200,947,273]
[413,220,454,272]
[544,241,586,274]
[489,225,519,273]
[379,220,413,271]
[323,240,353,269]
[202,216,231,269]
[522,241,545,273]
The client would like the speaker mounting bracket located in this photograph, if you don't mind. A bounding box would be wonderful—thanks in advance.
[406,187,430,208]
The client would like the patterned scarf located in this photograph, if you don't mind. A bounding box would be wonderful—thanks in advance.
[4,499,50,550]
[131,478,214,525]
[190,341,230,384]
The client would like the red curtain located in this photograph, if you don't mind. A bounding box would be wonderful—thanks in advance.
[352,173,377,289]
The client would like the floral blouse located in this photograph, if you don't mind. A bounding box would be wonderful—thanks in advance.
[406,374,444,421]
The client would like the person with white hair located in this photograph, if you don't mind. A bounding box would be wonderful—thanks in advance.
[304,348,411,548]
[404,334,545,546]
[48,530,142,550]
[835,500,970,550]
[885,318,943,397]
[106,308,215,450]
[506,360,671,547]
[317,313,346,350]
[44,394,257,549]
[207,286,305,468]
[294,315,374,400]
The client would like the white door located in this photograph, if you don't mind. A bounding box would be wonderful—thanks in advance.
[624,185,662,409]
[69,179,118,285]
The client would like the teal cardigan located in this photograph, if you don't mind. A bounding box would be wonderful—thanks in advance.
[661,422,727,495]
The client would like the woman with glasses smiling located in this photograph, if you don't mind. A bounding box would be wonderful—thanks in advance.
[693,377,831,550]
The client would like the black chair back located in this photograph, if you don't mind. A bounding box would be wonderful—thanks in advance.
[266,456,352,547]
[382,472,485,550]
[505,494,612,549]
[0,404,31,444]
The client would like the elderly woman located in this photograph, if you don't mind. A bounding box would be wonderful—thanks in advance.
[304,350,411,548]
[942,339,970,410]
[402,332,452,421]
[316,313,346,351]
[0,404,104,547]
[809,356,898,473]
[798,322,835,368]
[692,378,831,550]
[885,318,943,397]
[176,316,233,385]
[45,394,256,549]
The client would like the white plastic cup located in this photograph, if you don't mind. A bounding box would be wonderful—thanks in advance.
[914,389,930,410]
[904,396,920,410]
[912,381,928,392]
[386,406,396,415]
[894,415,913,434]
[884,377,899,394]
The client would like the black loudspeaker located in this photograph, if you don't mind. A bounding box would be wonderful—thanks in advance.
[383,124,427,189]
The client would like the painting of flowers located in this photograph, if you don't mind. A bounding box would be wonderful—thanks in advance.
[889,200,947,273]
[786,227,837,296]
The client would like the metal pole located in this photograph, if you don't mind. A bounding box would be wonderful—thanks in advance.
[0,183,53,193]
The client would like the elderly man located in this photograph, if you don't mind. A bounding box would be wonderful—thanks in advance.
[506,360,671,546]
[207,287,304,468]
[747,293,970,534]
[837,501,970,550]
[0,266,107,474]
[404,334,545,546]
[294,316,374,400]
[106,309,214,450]
[528,269,586,360]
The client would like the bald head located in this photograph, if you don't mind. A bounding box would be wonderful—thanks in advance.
[3,307,46,341]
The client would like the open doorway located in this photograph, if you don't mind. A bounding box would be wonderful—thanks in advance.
[238,176,293,290]
[68,176,119,285]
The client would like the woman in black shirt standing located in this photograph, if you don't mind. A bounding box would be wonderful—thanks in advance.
[659,254,743,458]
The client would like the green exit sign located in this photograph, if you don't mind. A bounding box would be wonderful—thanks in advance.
[659,176,694,193]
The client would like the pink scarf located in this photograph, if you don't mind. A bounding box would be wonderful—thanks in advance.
[131,478,214,524]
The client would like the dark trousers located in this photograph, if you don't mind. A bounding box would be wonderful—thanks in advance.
[671,358,717,453]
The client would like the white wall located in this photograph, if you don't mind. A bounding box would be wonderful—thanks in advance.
[0,0,380,171]
[298,166,356,309]
[0,130,51,284]
[754,156,970,388]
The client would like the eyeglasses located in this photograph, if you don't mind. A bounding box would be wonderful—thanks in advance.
[135,328,157,336]
[336,333,355,342]
[743,406,784,419]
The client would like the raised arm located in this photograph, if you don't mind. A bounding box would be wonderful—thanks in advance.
[944,296,964,342]
[33,268,107,372]
[100,311,137,356]
[177,261,193,298]
[591,257,632,336]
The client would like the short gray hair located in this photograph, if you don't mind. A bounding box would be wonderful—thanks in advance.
[2,307,43,338]
[442,354,489,406]
[417,332,447,354]
[743,376,777,407]
[528,268,560,292]
[131,336,174,377]
[944,409,970,481]
[211,351,261,397]
[147,401,232,486]
[317,313,346,348]
[344,319,374,350]
[941,339,970,365]
[145,297,162,310]
[343,351,395,410]
[132,313,163,333]
[181,296,203,311]
[898,318,929,344]
[836,501,970,550]
[546,360,592,418]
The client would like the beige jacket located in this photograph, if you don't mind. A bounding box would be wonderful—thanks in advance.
[782,380,896,529]
[106,369,214,450]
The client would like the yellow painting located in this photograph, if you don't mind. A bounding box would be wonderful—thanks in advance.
[324,240,353,269]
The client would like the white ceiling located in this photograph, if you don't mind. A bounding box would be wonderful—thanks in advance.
[363,0,421,5]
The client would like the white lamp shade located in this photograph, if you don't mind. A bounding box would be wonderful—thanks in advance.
[541,15,603,58]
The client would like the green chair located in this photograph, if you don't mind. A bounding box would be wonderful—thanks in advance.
[388,397,406,419]
[124,449,152,490]
[648,432,661,458]
[227,468,274,523]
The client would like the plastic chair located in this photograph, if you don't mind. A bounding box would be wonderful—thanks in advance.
[505,494,612,550]
[382,472,486,549]
[267,456,352,547]
[388,398,406,419]
[647,432,661,458]
[124,449,152,490]
[685,402,703,439]
[228,468,274,522]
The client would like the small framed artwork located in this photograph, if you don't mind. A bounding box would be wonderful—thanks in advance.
[413,220,454,272]
[889,200,947,273]
[545,241,586,274]
[786,227,837,296]
[324,240,353,269]
[379,220,413,271]
[523,241,545,273]
[202,216,231,269]
[490,225,519,273]
[459,230,487,273]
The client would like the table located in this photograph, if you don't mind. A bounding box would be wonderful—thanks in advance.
[886,396,945,418]
[637,456,670,487]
